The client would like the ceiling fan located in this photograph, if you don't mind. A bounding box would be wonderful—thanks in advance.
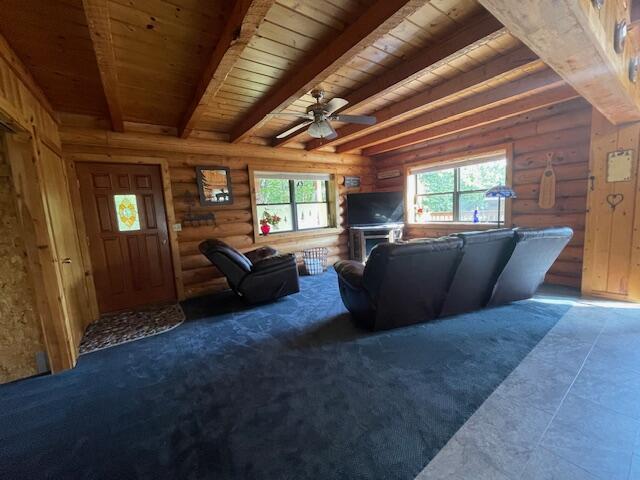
[269,90,376,140]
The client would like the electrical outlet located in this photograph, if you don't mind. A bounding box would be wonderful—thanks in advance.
[173,223,182,232]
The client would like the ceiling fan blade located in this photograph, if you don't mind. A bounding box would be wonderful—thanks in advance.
[275,120,313,139]
[308,120,337,140]
[329,114,376,125]
[268,112,312,119]
[324,97,349,115]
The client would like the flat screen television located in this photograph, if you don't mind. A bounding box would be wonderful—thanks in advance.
[346,191,404,226]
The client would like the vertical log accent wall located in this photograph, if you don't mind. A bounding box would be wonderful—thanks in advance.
[373,98,592,288]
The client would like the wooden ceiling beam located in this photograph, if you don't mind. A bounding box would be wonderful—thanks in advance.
[305,44,537,151]
[275,13,504,148]
[478,0,640,125]
[364,84,579,157]
[228,0,429,144]
[335,68,565,153]
[82,0,124,132]
[179,0,275,139]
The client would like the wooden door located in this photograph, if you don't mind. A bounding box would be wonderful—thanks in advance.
[582,110,640,301]
[38,144,94,349]
[77,162,176,312]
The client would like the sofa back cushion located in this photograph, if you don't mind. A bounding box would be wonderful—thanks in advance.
[199,239,252,290]
[441,229,516,316]
[363,237,463,330]
[489,227,573,305]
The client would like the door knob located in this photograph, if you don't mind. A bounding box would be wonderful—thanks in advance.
[61,257,72,264]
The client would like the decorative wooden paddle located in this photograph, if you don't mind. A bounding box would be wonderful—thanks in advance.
[538,152,556,209]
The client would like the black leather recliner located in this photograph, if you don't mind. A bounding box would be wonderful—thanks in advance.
[440,228,516,316]
[489,227,573,305]
[335,227,572,331]
[335,237,464,330]
[199,239,300,304]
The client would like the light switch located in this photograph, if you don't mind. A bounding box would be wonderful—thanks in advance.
[173,223,182,232]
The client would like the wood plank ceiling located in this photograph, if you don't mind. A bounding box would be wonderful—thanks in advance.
[0,0,578,158]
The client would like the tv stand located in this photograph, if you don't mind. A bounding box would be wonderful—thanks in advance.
[348,224,404,262]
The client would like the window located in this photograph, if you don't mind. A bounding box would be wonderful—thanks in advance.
[408,155,507,224]
[114,194,141,231]
[254,172,334,235]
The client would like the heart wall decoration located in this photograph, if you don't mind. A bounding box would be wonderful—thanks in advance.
[606,193,624,210]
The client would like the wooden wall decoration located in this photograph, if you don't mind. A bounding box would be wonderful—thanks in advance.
[373,98,593,288]
[538,153,556,209]
[60,122,374,298]
[582,110,640,301]
[196,166,233,205]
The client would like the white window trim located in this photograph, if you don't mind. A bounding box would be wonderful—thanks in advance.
[404,145,514,227]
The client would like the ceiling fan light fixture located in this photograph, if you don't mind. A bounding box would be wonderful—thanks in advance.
[307,120,334,139]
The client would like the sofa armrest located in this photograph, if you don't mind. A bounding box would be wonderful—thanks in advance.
[334,260,365,289]
[251,253,297,274]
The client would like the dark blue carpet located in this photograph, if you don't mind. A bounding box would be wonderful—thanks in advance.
[0,269,570,480]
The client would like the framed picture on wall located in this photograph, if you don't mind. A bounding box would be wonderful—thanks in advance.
[196,166,233,206]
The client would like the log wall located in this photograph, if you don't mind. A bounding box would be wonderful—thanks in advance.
[60,124,374,298]
[373,98,592,288]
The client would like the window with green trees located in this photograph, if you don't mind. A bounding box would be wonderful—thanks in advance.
[411,157,507,223]
[255,173,332,234]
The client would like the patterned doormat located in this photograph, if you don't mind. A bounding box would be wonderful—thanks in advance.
[79,304,185,355]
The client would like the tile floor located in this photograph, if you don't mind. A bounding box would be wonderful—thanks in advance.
[417,289,640,480]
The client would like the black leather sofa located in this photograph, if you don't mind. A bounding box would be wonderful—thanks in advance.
[199,239,300,304]
[335,227,573,331]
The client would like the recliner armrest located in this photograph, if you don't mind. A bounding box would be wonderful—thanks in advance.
[251,253,297,273]
[334,260,365,289]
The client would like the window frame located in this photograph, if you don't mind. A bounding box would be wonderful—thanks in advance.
[249,167,340,243]
[405,145,513,227]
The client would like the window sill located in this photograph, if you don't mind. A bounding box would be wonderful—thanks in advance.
[407,222,502,229]
[254,227,342,244]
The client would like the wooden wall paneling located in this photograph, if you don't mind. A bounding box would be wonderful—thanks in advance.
[478,0,640,125]
[36,139,94,349]
[82,0,124,132]
[582,110,640,300]
[63,156,100,321]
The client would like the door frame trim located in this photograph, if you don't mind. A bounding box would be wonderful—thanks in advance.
[69,156,185,304]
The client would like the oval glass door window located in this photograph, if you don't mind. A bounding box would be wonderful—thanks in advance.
[114,194,141,231]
